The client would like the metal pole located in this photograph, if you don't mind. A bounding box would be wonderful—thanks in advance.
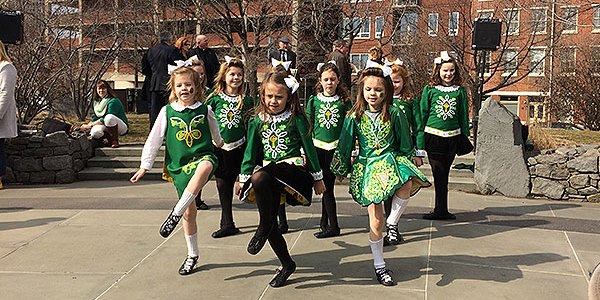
[472,50,487,151]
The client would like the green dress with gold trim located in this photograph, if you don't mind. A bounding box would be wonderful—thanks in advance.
[164,103,218,198]
[331,107,430,206]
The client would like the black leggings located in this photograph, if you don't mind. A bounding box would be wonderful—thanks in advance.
[216,178,235,227]
[428,153,456,214]
[251,171,294,269]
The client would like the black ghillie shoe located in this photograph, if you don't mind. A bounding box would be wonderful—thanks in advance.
[269,262,296,287]
[196,200,210,210]
[422,211,456,220]
[383,224,403,246]
[375,267,395,286]
[159,210,182,238]
[211,226,241,238]
[178,255,198,275]
[314,227,340,239]
[247,233,269,255]
[278,222,289,234]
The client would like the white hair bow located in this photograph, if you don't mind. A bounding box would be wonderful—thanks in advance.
[316,60,337,72]
[284,75,300,94]
[224,55,245,64]
[434,51,452,65]
[391,59,403,66]
[365,59,393,77]
[271,58,292,71]
[187,55,199,63]
[167,59,193,75]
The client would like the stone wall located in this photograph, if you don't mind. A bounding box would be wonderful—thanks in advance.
[4,132,93,184]
[528,145,600,201]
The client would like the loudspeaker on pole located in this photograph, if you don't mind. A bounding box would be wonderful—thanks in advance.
[472,18,502,51]
[0,10,24,45]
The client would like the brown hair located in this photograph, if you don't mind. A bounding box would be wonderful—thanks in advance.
[167,66,204,103]
[429,58,463,87]
[314,62,350,103]
[256,69,304,121]
[190,57,207,88]
[348,67,394,122]
[210,57,246,109]
[390,62,415,101]
[94,80,117,101]
[368,46,384,64]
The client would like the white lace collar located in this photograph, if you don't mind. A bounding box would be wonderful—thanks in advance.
[171,101,202,112]
[259,110,292,123]
[434,85,460,92]
[218,92,243,103]
[317,93,340,103]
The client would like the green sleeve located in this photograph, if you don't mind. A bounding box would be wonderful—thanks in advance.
[106,98,128,125]
[458,87,470,137]
[331,114,356,177]
[297,114,323,180]
[239,117,261,183]
[393,107,414,158]
[305,95,316,129]
[416,86,431,150]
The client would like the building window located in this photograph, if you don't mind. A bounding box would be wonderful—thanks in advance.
[562,7,578,33]
[531,7,547,34]
[559,47,576,74]
[350,53,369,72]
[502,48,518,76]
[592,47,600,75]
[504,9,520,35]
[375,16,384,38]
[342,17,371,39]
[478,10,493,19]
[428,13,438,36]
[499,96,518,114]
[399,11,418,38]
[448,12,459,36]
[593,5,600,31]
[482,51,491,75]
[529,48,545,76]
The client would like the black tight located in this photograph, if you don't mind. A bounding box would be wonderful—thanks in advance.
[428,153,455,214]
[251,171,294,268]
[319,171,338,230]
[216,177,235,227]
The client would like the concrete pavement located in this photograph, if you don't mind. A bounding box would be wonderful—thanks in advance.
[1,180,599,299]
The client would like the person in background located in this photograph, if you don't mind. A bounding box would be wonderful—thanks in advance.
[174,37,191,59]
[0,40,17,190]
[327,40,352,90]
[268,37,297,69]
[188,34,219,89]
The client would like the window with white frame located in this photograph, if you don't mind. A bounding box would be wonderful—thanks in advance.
[448,11,459,36]
[342,17,371,39]
[482,51,491,75]
[592,47,600,75]
[562,7,578,33]
[531,7,547,34]
[529,48,546,76]
[350,53,369,72]
[559,47,576,74]
[478,10,493,19]
[502,48,518,76]
[593,5,600,31]
[375,16,384,38]
[399,11,418,38]
[428,13,438,36]
[504,9,520,35]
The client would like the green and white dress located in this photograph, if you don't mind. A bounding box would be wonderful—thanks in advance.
[305,93,352,151]
[239,110,323,206]
[392,96,421,153]
[140,102,223,198]
[331,107,430,206]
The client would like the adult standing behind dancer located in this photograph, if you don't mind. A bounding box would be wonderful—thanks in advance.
[268,37,297,69]
[188,34,219,89]
[0,41,17,190]
[327,40,352,89]
[147,31,184,128]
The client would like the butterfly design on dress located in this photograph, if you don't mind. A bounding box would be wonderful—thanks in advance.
[169,115,205,147]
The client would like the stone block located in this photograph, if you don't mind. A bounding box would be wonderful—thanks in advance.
[29,135,44,143]
[556,146,577,157]
[579,186,599,196]
[53,146,72,155]
[591,179,599,188]
[566,187,578,195]
[42,155,72,171]
[27,142,42,148]
[10,137,29,145]
[588,193,600,203]
[73,159,85,172]
[4,167,15,183]
[56,169,76,183]
[15,171,30,183]
[30,171,55,184]
[535,153,568,165]
[13,157,43,172]
[527,157,537,165]
[531,177,565,199]
[566,156,598,173]
[569,174,589,189]
[550,168,570,180]
[42,132,69,147]
[68,139,81,152]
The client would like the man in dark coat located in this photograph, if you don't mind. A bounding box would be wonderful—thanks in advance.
[268,36,297,69]
[147,31,184,128]
[327,39,352,89]
[188,34,219,88]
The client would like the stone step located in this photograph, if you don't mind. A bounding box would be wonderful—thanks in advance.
[77,167,164,181]
[87,156,164,169]
[94,145,165,158]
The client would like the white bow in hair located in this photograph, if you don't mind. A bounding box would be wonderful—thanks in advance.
[271,58,292,71]
[224,55,245,64]
[392,59,403,66]
[316,60,337,72]
[187,55,199,62]
[434,51,452,65]
[365,59,393,77]
[167,59,193,74]
[284,75,300,94]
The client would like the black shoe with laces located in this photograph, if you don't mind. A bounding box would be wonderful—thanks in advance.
[211,226,240,238]
[375,267,395,286]
[159,210,182,238]
[196,200,210,210]
[314,227,340,239]
[269,262,296,287]
[178,255,198,275]
[383,224,403,246]
[247,233,269,255]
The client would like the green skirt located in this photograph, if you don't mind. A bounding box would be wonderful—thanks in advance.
[163,154,218,198]
[349,153,430,206]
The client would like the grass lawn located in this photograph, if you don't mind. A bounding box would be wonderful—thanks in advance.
[530,126,600,150]
[121,113,150,144]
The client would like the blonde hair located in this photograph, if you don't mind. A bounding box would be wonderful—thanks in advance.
[167,67,204,103]
[210,57,246,110]
[368,46,383,64]
[0,41,11,63]
[349,67,394,122]
[190,58,206,87]
[390,61,415,101]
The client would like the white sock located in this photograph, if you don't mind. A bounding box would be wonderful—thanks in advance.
[369,238,385,269]
[173,189,197,216]
[185,233,199,257]
[386,196,409,226]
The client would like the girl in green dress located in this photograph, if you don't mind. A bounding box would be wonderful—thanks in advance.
[236,69,326,288]
[331,66,430,286]
[131,66,224,275]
